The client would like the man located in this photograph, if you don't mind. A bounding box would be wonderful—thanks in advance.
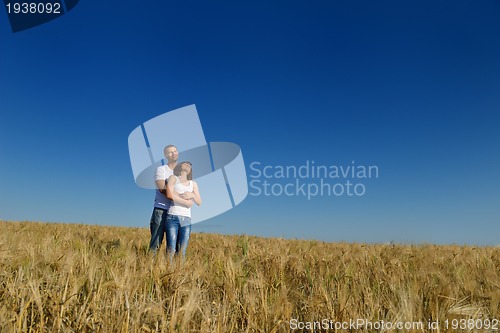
[149,144,178,253]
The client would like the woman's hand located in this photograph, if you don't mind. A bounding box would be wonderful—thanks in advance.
[179,192,194,200]
[166,176,194,207]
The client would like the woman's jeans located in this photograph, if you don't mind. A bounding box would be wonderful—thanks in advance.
[165,214,192,259]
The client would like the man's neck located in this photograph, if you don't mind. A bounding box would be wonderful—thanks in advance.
[167,161,177,170]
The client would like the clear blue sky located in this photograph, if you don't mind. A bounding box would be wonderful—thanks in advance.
[1,0,499,245]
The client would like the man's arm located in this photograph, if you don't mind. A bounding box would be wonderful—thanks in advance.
[156,179,167,195]
[155,166,168,196]
[157,176,181,198]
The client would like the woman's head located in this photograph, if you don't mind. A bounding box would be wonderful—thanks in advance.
[173,161,192,180]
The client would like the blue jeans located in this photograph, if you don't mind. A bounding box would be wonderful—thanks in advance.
[149,207,167,253]
[165,214,192,258]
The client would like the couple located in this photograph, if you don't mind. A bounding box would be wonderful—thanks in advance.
[149,144,202,259]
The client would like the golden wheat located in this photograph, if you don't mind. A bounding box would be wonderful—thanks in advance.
[0,221,498,332]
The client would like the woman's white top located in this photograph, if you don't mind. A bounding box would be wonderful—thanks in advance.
[168,177,194,217]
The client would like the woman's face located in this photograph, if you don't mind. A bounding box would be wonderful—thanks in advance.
[181,162,192,173]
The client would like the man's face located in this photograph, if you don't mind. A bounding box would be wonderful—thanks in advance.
[165,147,178,163]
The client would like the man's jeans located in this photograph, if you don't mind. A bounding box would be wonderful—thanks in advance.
[165,214,192,258]
[149,207,167,253]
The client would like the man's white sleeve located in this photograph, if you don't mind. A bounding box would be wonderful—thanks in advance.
[154,166,165,182]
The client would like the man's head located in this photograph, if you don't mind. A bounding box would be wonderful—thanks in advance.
[164,145,178,164]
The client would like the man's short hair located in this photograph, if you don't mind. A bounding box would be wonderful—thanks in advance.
[164,145,177,154]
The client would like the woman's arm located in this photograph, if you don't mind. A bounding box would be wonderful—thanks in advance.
[180,181,201,206]
[166,175,193,207]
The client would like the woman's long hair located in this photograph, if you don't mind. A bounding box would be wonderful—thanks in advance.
[173,161,193,180]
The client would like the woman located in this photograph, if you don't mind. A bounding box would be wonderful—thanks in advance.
[165,161,201,259]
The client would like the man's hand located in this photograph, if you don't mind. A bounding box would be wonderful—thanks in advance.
[179,192,194,199]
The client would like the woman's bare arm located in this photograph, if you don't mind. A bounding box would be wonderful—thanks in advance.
[166,175,193,207]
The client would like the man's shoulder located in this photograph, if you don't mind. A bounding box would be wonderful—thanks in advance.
[156,164,174,172]
[156,164,174,178]
[155,165,172,182]
[156,164,167,172]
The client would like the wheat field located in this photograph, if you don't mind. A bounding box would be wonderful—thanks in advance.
[0,220,499,332]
